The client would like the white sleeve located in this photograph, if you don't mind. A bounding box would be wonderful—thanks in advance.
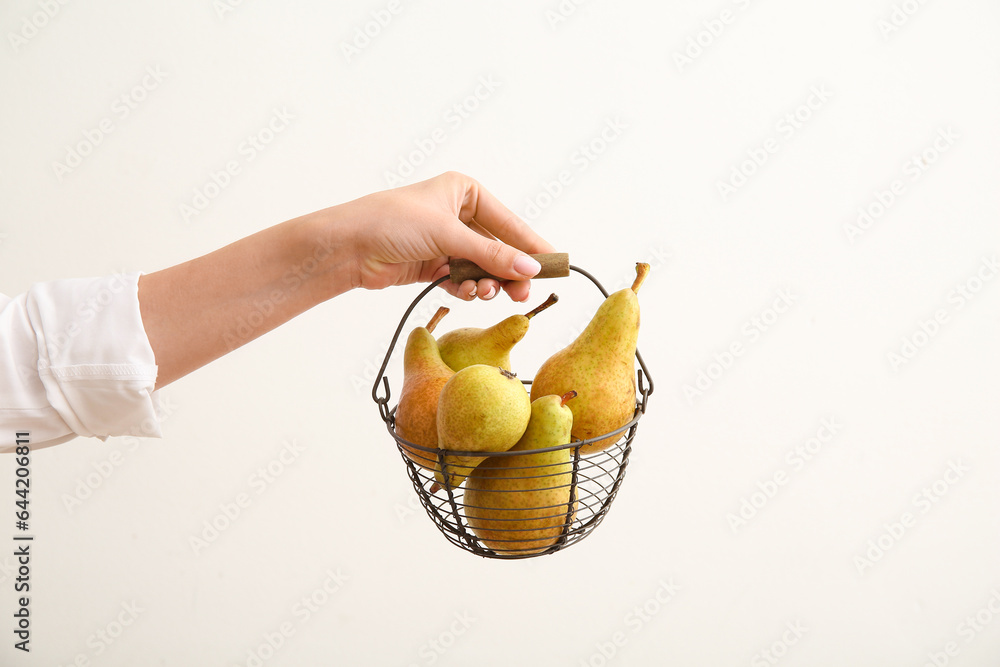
[0,272,161,454]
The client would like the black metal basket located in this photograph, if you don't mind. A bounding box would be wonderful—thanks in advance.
[372,266,653,559]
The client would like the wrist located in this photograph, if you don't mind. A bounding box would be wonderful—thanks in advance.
[288,206,361,303]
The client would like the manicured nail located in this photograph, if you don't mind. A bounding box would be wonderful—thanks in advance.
[482,285,496,299]
[513,255,542,277]
[468,285,477,298]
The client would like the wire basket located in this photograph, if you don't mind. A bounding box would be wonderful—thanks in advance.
[372,265,654,559]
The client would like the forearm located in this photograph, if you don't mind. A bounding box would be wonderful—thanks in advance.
[138,210,357,389]
[136,172,552,390]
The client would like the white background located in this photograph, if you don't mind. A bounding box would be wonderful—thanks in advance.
[1,0,999,665]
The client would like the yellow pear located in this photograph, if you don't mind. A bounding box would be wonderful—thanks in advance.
[437,293,558,372]
[464,392,578,555]
[394,307,453,470]
[530,263,649,453]
[432,365,531,491]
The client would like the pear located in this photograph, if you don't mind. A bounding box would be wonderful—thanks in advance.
[394,307,453,470]
[530,263,649,453]
[432,365,531,491]
[464,392,579,555]
[437,293,559,372]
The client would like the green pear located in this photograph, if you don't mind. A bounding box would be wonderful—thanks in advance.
[437,293,559,372]
[394,307,453,470]
[464,392,579,555]
[432,365,531,491]
[530,263,649,453]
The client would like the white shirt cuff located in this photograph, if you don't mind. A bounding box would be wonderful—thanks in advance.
[1,272,161,451]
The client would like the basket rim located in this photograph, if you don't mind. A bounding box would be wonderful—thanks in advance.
[386,392,645,458]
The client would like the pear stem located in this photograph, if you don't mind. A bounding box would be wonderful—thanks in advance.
[631,263,651,294]
[560,390,578,407]
[524,293,559,319]
[425,306,449,333]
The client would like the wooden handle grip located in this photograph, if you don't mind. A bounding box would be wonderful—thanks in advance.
[448,253,570,284]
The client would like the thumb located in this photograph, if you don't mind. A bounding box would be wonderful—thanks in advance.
[444,224,542,280]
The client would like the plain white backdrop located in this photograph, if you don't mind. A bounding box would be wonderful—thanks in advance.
[1,0,999,665]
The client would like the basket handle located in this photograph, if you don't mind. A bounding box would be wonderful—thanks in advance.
[448,252,569,283]
[371,263,655,424]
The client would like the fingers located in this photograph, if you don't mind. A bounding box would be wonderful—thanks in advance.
[502,280,531,303]
[461,222,523,300]
[435,222,542,284]
[465,219,496,242]
[433,279,478,301]
[438,172,556,284]
[436,275,503,302]
[459,280,478,300]
[418,172,555,302]
[431,262,508,302]
[444,216,535,302]
[429,263,468,301]
[459,178,557,255]
[476,278,500,300]
[437,277,527,302]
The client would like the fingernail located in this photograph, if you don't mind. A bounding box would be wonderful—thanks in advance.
[513,255,542,277]
[482,285,496,299]
[468,285,477,298]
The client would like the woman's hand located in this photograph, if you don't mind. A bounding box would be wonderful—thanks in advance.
[333,171,556,303]
[139,172,555,388]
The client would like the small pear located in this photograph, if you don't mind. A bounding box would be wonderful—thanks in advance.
[432,365,531,491]
[437,293,559,372]
[394,307,453,470]
[530,263,649,453]
[464,392,578,555]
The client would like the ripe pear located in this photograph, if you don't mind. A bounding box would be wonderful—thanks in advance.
[530,263,649,453]
[464,392,579,555]
[432,365,531,491]
[437,293,559,372]
[394,307,453,470]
